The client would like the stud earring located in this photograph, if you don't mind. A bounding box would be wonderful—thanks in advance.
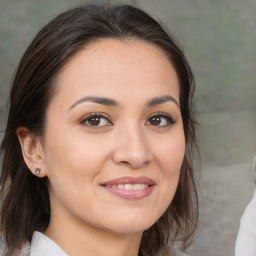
[35,168,40,176]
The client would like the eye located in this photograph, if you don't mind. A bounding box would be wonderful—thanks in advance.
[146,113,175,127]
[80,113,112,128]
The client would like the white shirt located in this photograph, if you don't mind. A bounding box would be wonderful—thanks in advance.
[235,189,256,255]
[17,231,188,256]
[19,232,67,256]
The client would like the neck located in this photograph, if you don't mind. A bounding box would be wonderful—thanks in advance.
[44,212,143,256]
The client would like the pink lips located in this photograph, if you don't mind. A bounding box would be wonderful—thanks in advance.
[101,176,156,199]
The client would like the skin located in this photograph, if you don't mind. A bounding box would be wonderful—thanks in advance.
[18,39,185,256]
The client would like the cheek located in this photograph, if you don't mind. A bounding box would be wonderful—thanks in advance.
[157,132,185,175]
[42,133,107,207]
[43,130,111,184]
[149,132,185,221]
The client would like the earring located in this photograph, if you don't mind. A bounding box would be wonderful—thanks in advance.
[35,168,40,176]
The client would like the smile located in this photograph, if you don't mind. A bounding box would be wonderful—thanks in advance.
[101,176,155,199]
[105,184,149,190]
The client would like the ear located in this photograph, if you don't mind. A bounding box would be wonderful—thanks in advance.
[16,127,47,178]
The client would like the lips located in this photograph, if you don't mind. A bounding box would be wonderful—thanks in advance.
[101,176,156,199]
[105,183,149,190]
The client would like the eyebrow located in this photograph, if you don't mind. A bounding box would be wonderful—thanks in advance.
[69,94,179,111]
[69,96,119,110]
[146,95,180,108]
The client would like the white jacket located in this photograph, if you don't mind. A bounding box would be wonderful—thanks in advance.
[12,231,188,256]
[235,189,256,255]
[18,232,68,256]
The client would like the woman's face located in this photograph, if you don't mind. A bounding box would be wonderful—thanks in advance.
[41,39,185,235]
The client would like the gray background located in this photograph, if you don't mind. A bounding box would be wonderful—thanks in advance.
[1,0,256,255]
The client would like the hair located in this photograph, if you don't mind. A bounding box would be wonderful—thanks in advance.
[0,4,198,256]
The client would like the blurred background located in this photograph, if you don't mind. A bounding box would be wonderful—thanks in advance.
[0,0,256,255]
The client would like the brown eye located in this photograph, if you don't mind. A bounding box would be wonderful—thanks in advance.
[146,114,175,127]
[88,116,101,126]
[149,116,161,126]
[80,114,111,128]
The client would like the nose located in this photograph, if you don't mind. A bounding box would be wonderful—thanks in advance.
[112,125,152,169]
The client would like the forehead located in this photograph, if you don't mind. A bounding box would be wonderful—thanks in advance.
[52,39,180,108]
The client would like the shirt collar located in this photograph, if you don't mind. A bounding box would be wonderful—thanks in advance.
[30,231,68,256]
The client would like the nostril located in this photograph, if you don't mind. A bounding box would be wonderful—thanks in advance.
[122,160,150,169]
[119,160,131,167]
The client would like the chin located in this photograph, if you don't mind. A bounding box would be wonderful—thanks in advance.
[106,216,158,234]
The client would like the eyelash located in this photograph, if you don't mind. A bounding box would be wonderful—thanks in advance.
[79,113,112,128]
[146,112,175,127]
[79,112,175,128]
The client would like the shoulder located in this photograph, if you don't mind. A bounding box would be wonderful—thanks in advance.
[30,231,68,256]
[11,231,67,256]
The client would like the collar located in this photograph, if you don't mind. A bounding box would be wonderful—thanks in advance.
[29,231,68,256]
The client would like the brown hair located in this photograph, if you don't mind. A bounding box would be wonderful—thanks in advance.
[0,4,198,256]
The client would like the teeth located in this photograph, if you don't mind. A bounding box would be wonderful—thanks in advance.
[106,184,148,190]
[124,184,133,190]
[140,184,146,189]
[133,184,141,190]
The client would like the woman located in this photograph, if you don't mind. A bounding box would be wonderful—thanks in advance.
[0,4,198,256]
[235,155,256,256]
